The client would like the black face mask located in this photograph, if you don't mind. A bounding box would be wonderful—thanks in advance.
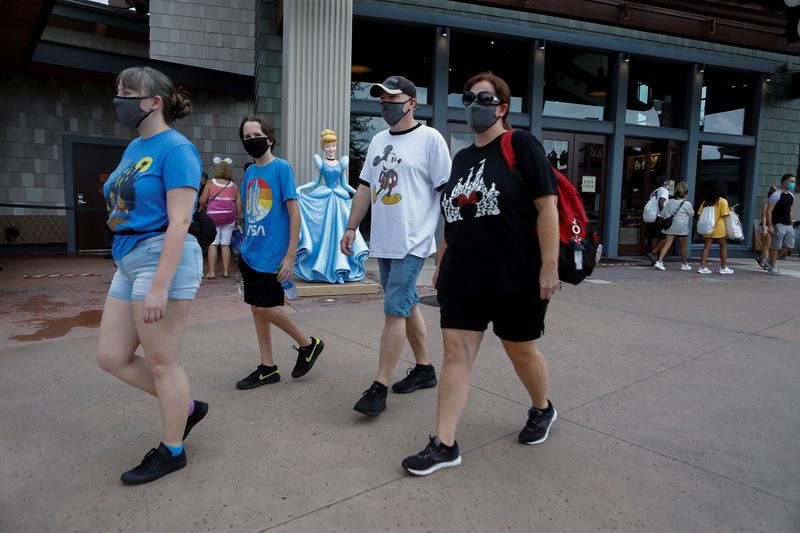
[113,96,152,130]
[243,137,270,159]
[380,99,411,126]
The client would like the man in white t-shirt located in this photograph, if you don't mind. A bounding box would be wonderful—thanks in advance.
[341,75,452,417]
[645,175,670,265]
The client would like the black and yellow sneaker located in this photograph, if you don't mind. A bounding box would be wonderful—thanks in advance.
[236,364,280,390]
[120,443,187,485]
[291,337,324,379]
[402,436,462,476]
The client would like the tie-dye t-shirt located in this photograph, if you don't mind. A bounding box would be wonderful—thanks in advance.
[103,129,201,260]
[239,158,298,273]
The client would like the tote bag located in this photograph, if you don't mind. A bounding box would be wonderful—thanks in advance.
[725,210,744,241]
[697,204,716,235]
[643,196,659,223]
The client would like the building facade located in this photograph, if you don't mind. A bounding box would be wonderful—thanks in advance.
[1,0,798,256]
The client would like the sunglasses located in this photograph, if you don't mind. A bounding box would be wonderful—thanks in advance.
[462,91,501,107]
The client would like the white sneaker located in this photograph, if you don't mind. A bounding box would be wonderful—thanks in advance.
[697,267,711,274]
[654,261,665,271]
[719,267,734,275]
[680,263,692,271]
[768,267,782,276]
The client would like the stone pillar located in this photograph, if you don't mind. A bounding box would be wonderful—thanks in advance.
[281,0,352,185]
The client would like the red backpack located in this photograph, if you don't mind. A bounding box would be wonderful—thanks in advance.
[500,130,599,285]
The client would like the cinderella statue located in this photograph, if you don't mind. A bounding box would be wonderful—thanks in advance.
[294,129,369,283]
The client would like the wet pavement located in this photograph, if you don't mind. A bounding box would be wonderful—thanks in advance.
[0,252,798,532]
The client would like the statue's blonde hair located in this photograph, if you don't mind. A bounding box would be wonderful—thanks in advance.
[320,129,337,147]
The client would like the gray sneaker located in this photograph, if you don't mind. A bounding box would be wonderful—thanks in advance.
[767,266,782,276]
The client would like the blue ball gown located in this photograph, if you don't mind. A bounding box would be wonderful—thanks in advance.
[294,154,369,283]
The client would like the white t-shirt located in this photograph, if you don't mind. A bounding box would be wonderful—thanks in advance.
[651,186,669,215]
[358,124,451,259]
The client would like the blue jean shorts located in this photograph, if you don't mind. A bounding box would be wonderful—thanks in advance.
[108,234,203,301]
[378,255,425,317]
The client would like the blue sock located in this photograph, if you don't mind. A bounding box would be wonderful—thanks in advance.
[164,443,184,457]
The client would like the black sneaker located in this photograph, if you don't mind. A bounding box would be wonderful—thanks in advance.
[392,364,437,394]
[645,251,657,265]
[236,364,280,390]
[518,400,557,445]
[120,443,187,485]
[291,337,324,379]
[183,400,208,440]
[402,436,462,476]
[353,381,387,417]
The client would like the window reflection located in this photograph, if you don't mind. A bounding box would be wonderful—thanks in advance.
[626,58,688,128]
[543,47,609,120]
[351,20,432,104]
[448,32,529,113]
[700,69,755,135]
[693,144,749,241]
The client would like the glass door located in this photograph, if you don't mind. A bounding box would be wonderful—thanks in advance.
[543,132,608,242]
[574,135,606,239]
[618,139,683,255]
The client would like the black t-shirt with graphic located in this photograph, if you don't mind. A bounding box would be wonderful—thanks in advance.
[437,130,557,296]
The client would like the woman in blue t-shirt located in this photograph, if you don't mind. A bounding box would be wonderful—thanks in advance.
[96,66,208,485]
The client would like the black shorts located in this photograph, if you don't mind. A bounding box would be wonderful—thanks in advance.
[239,259,284,308]
[438,290,549,342]
[645,221,663,241]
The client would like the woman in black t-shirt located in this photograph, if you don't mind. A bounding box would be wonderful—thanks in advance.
[401,72,560,476]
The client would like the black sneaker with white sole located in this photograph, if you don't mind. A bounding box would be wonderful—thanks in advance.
[120,443,187,485]
[183,400,208,440]
[353,381,387,417]
[236,364,280,390]
[291,337,324,379]
[402,436,462,476]
[518,400,557,445]
[392,364,437,394]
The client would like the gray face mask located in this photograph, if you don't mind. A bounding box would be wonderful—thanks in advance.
[465,103,500,133]
[380,99,411,127]
[113,96,152,130]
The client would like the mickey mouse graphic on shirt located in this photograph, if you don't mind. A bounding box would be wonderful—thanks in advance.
[442,158,500,223]
[371,144,402,205]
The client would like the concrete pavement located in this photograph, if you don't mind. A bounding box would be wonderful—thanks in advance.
[0,254,798,532]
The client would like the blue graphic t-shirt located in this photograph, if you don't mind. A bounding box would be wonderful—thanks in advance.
[103,129,201,260]
[240,158,298,273]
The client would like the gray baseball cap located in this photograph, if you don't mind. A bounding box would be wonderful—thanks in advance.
[369,76,417,99]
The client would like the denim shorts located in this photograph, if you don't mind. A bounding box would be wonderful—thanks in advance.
[108,234,203,301]
[378,255,425,317]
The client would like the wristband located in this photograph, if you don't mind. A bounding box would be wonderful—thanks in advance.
[346,227,357,233]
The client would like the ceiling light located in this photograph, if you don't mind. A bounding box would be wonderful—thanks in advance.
[351,65,372,74]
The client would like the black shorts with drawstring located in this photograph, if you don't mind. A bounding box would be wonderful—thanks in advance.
[438,290,549,342]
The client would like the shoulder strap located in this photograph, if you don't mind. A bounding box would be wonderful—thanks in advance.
[500,129,518,176]
[500,130,527,196]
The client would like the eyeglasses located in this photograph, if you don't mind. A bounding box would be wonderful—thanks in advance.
[462,91,501,107]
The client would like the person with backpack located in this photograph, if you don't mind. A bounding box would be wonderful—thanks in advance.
[400,72,559,476]
[199,157,241,279]
[765,173,796,276]
[653,181,694,271]
[697,184,733,275]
